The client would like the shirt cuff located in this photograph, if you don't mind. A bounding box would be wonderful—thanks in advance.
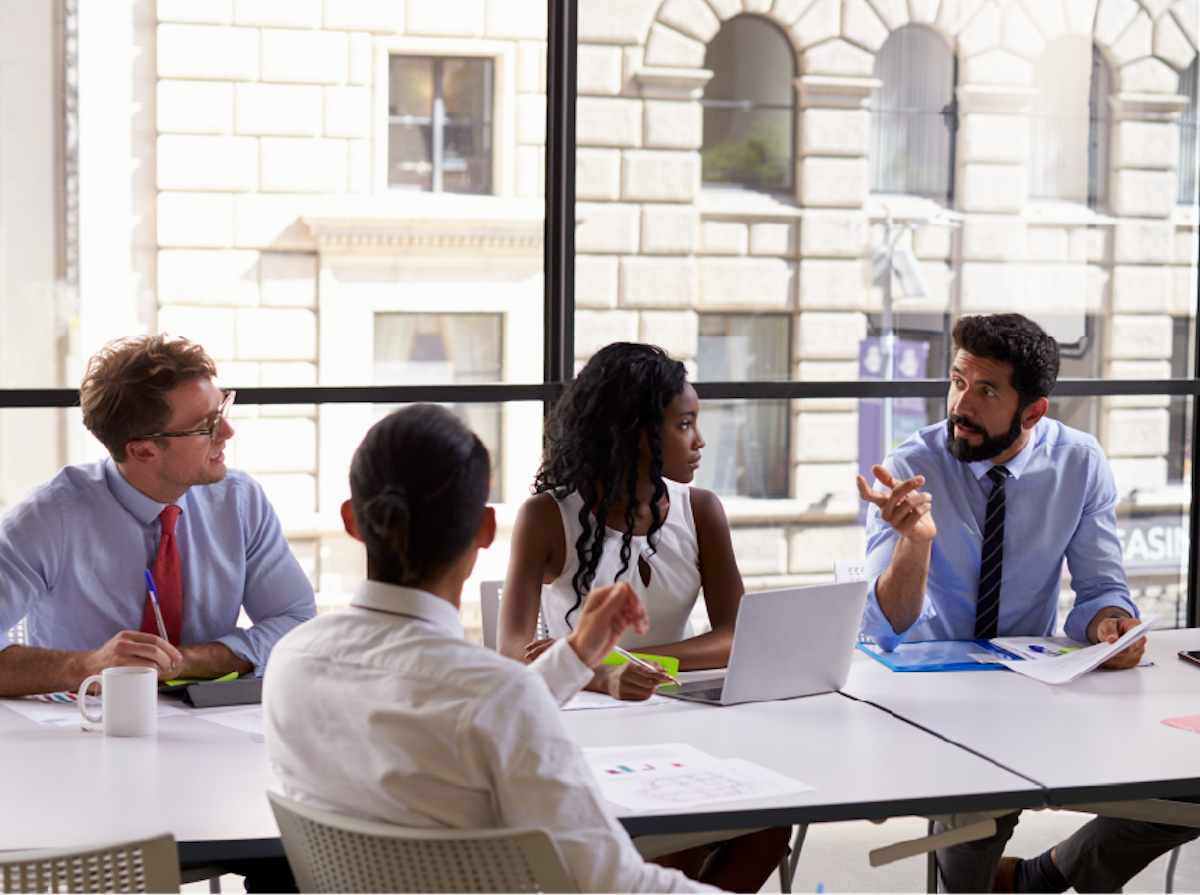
[215,630,264,676]
[1065,597,1140,643]
[530,639,594,706]
[860,575,937,652]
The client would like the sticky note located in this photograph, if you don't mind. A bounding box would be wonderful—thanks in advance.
[1163,715,1200,734]
[603,652,680,679]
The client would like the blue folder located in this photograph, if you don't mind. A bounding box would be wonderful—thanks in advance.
[857,638,1020,672]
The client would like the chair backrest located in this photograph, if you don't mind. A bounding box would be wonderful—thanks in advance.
[479,580,502,650]
[0,833,179,893]
[479,581,548,651]
[834,561,868,583]
[268,791,578,893]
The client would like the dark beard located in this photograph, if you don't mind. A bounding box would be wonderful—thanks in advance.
[945,409,1024,463]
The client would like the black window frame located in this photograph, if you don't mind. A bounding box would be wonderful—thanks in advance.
[4,0,1199,627]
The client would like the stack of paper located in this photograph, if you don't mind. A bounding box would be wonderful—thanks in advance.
[991,616,1159,685]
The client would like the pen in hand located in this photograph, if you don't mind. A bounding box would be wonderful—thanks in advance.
[612,645,680,685]
[144,569,177,671]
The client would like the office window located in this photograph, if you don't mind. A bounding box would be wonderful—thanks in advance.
[868,25,957,200]
[388,56,494,194]
[1030,39,1110,207]
[700,15,795,191]
[1179,57,1198,205]
[374,313,504,501]
[694,315,790,499]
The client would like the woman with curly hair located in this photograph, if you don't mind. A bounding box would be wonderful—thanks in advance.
[499,342,788,892]
[499,340,743,694]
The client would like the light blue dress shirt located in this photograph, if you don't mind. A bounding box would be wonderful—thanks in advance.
[0,458,316,674]
[861,418,1136,650]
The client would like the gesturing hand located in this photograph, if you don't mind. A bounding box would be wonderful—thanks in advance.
[525,638,555,663]
[856,465,937,544]
[565,582,649,669]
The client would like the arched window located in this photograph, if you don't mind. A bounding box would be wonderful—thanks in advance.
[1029,38,1110,207]
[700,15,796,191]
[1178,56,1198,205]
[868,25,957,201]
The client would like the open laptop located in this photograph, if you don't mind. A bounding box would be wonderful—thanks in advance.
[660,581,869,706]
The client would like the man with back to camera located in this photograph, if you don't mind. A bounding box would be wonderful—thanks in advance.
[857,314,1199,893]
[0,333,316,698]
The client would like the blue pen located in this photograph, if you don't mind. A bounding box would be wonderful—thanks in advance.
[1028,644,1056,656]
[144,569,170,644]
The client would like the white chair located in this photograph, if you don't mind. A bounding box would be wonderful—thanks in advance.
[479,580,547,652]
[834,560,867,583]
[268,791,577,893]
[479,580,503,650]
[0,833,180,893]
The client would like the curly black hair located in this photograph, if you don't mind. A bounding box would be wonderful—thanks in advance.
[952,313,1060,407]
[534,342,688,628]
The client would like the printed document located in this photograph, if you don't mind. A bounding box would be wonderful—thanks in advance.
[992,616,1160,685]
[583,743,813,812]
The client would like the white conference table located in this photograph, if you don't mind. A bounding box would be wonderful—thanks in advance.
[1,629,1198,865]
[0,703,283,863]
[0,686,1036,864]
[560,689,1038,837]
[842,628,1200,805]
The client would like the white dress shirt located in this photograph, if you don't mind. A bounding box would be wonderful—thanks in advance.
[264,580,718,894]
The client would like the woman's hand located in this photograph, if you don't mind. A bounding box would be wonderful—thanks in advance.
[525,638,555,662]
[566,582,649,667]
[593,661,668,701]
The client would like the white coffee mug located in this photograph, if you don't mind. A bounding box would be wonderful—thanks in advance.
[77,666,157,737]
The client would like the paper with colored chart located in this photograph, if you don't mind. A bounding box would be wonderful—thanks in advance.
[582,743,814,811]
[1,696,187,727]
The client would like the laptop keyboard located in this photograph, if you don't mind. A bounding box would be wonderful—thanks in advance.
[680,686,724,701]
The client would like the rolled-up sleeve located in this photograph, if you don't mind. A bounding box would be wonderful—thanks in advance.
[1062,451,1137,643]
[216,481,316,674]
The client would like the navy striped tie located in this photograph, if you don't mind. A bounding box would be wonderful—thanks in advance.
[975,465,1009,640]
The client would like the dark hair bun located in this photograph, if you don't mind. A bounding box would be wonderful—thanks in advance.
[349,405,490,585]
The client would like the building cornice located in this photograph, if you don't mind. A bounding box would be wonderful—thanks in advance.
[301,215,544,255]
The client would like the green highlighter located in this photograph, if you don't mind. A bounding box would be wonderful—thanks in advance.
[603,648,680,683]
[162,671,240,687]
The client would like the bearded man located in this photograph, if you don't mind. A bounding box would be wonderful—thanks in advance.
[856,313,1197,893]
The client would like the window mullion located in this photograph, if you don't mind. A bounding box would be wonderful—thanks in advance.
[432,59,445,193]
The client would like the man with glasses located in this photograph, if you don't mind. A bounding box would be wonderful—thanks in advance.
[0,334,316,698]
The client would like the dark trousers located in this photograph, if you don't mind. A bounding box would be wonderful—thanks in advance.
[935,801,1200,893]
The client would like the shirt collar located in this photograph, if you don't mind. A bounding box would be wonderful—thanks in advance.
[349,580,465,640]
[103,457,177,525]
[965,419,1040,482]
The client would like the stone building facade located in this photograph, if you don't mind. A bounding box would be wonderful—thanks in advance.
[0,0,1197,629]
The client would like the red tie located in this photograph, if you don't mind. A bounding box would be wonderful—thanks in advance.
[142,505,182,645]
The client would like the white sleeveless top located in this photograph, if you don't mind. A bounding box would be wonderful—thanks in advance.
[541,479,702,649]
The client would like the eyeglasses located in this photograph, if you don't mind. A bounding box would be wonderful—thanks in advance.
[143,390,235,444]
